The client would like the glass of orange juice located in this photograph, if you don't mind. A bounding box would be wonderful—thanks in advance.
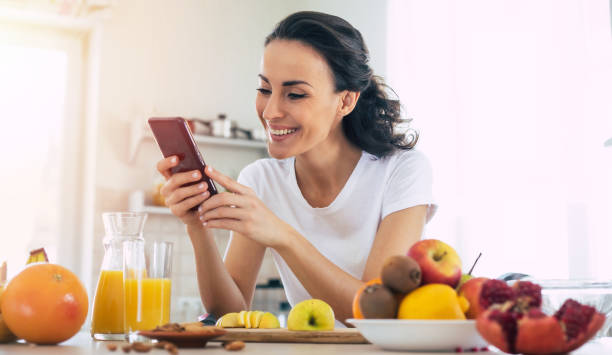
[123,240,172,340]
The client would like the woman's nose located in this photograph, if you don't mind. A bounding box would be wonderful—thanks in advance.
[262,93,283,120]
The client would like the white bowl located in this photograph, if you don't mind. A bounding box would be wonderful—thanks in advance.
[346,319,488,352]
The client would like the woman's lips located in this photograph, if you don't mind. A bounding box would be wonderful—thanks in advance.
[268,127,299,142]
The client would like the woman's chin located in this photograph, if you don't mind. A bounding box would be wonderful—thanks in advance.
[267,145,295,160]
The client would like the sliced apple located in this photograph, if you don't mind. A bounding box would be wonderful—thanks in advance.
[245,311,254,329]
[216,312,241,328]
[258,312,280,329]
[250,311,264,328]
[237,310,248,327]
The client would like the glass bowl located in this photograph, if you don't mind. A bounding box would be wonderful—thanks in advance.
[527,279,612,338]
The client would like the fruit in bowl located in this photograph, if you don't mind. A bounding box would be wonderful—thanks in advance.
[398,284,469,320]
[458,277,490,319]
[355,283,397,319]
[381,255,421,294]
[287,299,334,331]
[475,280,605,354]
[352,242,467,321]
[408,239,462,288]
[353,278,399,319]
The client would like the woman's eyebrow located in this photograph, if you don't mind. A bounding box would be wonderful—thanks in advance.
[258,74,313,88]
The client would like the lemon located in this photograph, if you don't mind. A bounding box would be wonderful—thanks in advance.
[398,284,469,320]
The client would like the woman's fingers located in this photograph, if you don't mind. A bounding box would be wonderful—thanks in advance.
[201,218,242,233]
[161,170,203,197]
[165,181,209,206]
[156,156,179,180]
[199,206,247,223]
[205,166,250,195]
[170,191,210,217]
[198,192,244,213]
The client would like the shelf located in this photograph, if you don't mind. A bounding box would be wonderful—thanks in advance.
[128,190,172,215]
[129,120,268,162]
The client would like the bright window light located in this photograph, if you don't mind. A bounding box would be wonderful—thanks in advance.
[0,44,67,279]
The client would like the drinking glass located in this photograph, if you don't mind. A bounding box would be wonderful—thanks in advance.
[123,240,173,340]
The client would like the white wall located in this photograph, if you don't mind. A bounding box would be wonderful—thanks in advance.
[387,0,612,280]
[91,0,388,322]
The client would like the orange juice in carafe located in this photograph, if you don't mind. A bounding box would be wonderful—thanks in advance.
[91,270,124,334]
[124,278,171,331]
[91,212,147,340]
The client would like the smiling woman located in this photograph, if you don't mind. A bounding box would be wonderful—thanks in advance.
[156,11,436,326]
[0,23,85,280]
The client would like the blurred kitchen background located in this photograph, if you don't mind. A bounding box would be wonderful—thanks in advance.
[0,0,611,327]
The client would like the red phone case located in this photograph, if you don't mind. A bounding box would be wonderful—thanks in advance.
[148,117,218,206]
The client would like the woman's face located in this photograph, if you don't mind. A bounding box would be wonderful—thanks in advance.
[256,39,344,159]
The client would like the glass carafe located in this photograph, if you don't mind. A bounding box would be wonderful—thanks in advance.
[91,212,147,340]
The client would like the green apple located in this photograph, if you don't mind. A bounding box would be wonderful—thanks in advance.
[457,273,473,290]
[287,299,335,331]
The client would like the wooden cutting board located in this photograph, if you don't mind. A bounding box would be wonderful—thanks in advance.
[211,328,369,344]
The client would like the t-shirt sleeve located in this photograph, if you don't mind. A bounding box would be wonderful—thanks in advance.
[236,161,260,194]
[381,150,437,223]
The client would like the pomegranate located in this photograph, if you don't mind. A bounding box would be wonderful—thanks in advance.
[475,281,605,354]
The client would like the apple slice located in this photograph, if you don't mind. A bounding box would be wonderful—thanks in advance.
[258,312,280,329]
[215,312,241,328]
[245,311,254,329]
[237,310,248,327]
[250,311,264,328]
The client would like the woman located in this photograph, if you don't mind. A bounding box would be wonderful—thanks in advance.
[157,11,436,324]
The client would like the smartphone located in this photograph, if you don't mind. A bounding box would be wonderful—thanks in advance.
[148,117,218,210]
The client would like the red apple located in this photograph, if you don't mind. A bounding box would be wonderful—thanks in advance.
[407,239,462,288]
[458,277,489,319]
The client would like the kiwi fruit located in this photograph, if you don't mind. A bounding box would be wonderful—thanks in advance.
[381,255,422,293]
[359,284,397,319]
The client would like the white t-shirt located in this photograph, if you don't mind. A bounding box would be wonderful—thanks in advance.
[231,149,436,319]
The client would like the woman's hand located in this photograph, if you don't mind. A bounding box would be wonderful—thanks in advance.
[156,156,212,227]
[198,166,293,248]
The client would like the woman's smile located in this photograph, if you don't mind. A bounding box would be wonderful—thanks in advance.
[267,123,300,142]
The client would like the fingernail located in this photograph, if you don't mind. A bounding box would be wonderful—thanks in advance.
[199,215,205,221]
[201,191,209,197]
[198,183,204,189]
[171,157,177,163]
[207,166,213,172]
[192,172,199,178]
[202,222,207,226]
[198,205,203,213]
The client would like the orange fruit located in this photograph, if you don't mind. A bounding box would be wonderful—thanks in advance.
[352,278,383,319]
[1,264,88,344]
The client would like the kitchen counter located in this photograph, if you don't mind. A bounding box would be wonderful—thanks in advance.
[1,333,611,355]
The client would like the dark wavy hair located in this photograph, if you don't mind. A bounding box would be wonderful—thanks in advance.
[265,11,417,158]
